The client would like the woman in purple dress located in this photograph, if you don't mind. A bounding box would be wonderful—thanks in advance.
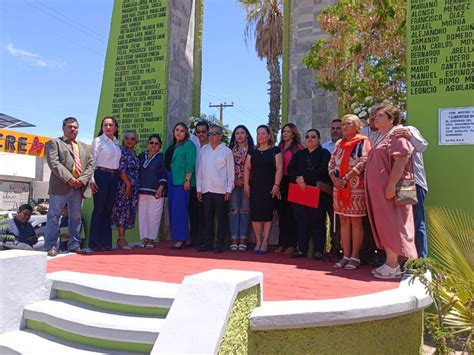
[112,130,140,250]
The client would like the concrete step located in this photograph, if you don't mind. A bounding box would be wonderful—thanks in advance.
[23,299,164,353]
[0,329,140,354]
[48,271,179,316]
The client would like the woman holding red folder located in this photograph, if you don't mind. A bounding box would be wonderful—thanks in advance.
[328,115,371,270]
[287,129,331,260]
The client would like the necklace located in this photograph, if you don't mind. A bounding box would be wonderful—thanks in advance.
[372,127,394,147]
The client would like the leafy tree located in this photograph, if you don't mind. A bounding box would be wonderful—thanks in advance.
[303,0,407,112]
[238,0,283,137]
[188,114,232,145]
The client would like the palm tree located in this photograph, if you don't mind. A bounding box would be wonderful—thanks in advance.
[238,0,283,137]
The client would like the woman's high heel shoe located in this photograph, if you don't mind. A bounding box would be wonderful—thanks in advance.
[116,238,132,250]
[171,241,186,250]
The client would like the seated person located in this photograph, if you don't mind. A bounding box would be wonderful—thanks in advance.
[0,204,38,250]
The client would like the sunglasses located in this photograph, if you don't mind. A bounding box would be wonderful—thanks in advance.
[148,141,160,145]
[196,130,207,134]
[208,132,221,137]
[305,135,317,139]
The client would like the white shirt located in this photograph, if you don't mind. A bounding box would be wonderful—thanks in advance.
[407,126,428,191]
[322,140,336,154]
[196,143,235,194]
[360,126,382,146]
[91,134,121,170]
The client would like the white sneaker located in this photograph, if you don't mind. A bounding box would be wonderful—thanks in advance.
[374,264,402,279]
[371,264,388,275]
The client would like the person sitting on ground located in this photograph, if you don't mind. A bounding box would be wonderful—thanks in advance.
[0,204,38,250]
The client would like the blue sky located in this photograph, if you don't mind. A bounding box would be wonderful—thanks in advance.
[0,0,268,143]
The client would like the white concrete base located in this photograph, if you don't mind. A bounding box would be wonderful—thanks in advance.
[152,269,262,354]
[0,329,135,354]
[250,274,432,330]
[0,250,52,334]
[23,299,164,344]
[48,271,180,308]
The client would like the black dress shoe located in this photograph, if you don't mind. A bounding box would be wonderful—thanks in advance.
[213,247,224,254]
[198,245,213,252]
[69,247,86,254]
[312,252,324,261]
[291,251,307,259]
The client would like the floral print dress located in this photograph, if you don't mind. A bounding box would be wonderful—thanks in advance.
[112,148,140,228]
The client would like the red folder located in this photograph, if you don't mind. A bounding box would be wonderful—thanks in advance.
[288,183,320,208]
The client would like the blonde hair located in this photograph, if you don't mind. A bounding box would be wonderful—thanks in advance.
[342,114,363,133]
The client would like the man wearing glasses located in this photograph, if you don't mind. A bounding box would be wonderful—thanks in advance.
[44,117,94,256]
[188,120,209,247]
[196,125,234,253]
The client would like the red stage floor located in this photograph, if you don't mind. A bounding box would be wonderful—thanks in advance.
[47,242,399,301]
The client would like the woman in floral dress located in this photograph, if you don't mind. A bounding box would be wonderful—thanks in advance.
[112,130,140,250]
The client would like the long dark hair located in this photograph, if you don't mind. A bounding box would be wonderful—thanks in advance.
[279,122,301,153]
[172,122,190,146]
[97,116,119,138]
[256,124,275,148]
[228,125,254,150]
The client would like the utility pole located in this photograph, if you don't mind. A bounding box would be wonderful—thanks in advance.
[209,102,234,123]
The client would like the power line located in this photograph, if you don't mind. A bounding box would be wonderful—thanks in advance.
[23,0,106,44]
[33,0,107,40]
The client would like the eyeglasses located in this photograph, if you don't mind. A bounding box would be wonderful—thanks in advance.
[305,135,317,139]
[148,141,160,145]
[208,132,221,137]
[196,130,207,134]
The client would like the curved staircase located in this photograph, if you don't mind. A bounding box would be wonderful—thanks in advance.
[0,271,180,354]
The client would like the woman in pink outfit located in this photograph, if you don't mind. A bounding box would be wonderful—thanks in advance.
[365,104,417,279]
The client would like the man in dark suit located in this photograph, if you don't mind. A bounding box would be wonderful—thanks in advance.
[44,117,94,256]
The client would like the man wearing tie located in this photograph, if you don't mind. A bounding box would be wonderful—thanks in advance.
[44,117,94,256]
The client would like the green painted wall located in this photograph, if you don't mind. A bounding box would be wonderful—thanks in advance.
[407,1,474,214]
[192,0,203,117]
[248,311,424,355]
[219,285,261,354]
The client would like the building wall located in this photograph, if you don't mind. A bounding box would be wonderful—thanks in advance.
[288,0,338,141]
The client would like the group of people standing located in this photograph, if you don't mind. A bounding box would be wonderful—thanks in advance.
[40,102,428,280]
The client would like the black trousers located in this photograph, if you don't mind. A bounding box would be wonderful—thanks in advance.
[292,193,331,254]
[188,186,204,246]
[277,176,297,248]
[202,192,227,249]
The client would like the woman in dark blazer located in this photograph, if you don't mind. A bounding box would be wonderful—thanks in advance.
[164,122,196,249]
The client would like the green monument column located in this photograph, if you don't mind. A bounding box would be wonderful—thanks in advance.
[407,0,474,213]
[83,0,202,242]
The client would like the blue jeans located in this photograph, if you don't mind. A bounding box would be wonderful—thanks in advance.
[413,185,428,258]
[89,170,119,249]
[44,188,83,251]
[292,193,330,254]
[228,187,250,240]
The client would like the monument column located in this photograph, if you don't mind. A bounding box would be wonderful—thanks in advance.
[285,0,338,140]
[95,0,201,149]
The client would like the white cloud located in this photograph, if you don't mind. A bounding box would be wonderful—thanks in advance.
[6,43,65,69]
